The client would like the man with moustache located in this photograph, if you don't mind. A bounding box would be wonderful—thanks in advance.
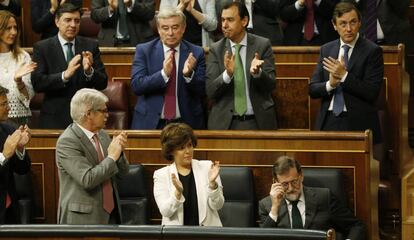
[258,156,366,240]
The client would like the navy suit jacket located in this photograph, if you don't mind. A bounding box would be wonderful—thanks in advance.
[259,187,366,240]
[130,38,206,129]
[309,37,383,143]
[32,36,108,129]
[0,123,31,224]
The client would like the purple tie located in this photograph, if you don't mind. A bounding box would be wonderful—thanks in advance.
[164,48,177,120]
[333,45,350,116]
[365,0,377,42]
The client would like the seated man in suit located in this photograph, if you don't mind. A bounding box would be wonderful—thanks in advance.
[31,2,108,129]
[259,156,366,240]
[0,85,31,224]
[130,7,206,130]
[56,88,129,224]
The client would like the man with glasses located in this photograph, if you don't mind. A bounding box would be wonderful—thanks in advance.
[130,7,206,130]
[32,2,108,129]
[0,85,31,224]
[258,156,366,240]
[308,2,383,144]
[56,88,129,224]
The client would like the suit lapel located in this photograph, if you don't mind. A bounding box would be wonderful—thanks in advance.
[155,40,165,78]
[178,42,190,96]
[303,187,317,229]
[52,36,69,69]
[245,33,255,85]
[278,201,291,228]
[70,123,100,164]
[347,37,364,71]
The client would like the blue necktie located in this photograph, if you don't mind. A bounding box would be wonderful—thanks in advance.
[332,45,350,117]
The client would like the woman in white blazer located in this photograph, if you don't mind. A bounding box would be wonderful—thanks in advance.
[153,123,224,226]
[159,0,217,47]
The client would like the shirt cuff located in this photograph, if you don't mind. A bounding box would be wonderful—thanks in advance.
[222,71,231,84]
[108,6,114,17]
[15,148,25,160]
[84,67,94,79]
[251,69,262,78]
[127,0,135,12]
[295,0,304,10]
[326,81,335,92]
[0,0,10,7]
[62,72,69,83]
[184,71,194,83]
[161,69,169,83]
[269,211,278,222]
[340,71,348,82]
[315,0,322,6]
[0,152,6,166]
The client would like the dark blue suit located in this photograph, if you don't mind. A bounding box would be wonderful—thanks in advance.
[130,38,206,129]
[309,37,383,143]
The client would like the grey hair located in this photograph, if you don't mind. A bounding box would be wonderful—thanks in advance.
[156,7,186,26]
[70,88,108,124]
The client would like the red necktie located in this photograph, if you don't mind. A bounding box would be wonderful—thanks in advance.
[164,48,177,120]
[304,0,314,41]
[5,193,11,208]
[93,134,114,214]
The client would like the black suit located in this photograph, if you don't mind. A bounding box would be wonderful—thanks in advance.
[31,36,108,129]
[309,36,383,143]
[259,187,366,240]
[0,123,31,224]
[0,0,20,16]
[280,0,339,45]
[251,0,285,45]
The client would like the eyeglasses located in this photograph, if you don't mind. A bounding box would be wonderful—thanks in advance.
[94,108,108,114]
[278,178,301,189]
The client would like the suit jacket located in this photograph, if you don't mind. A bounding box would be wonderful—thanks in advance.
[252,0,285,45]
[31,36,108,129]
[130,38,206,129]
[0,0,20,16]
[280,0,339,45]
[206,33,277,130]
[56,123,129,224]
[30,0,83,40]
[258,186,366,240]
[0,123,31,224]
[153,159,224,226]
[309,37,383,143]
[90,0,155,47]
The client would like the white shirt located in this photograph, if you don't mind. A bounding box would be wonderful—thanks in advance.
[268,188,306,228]
[295,0,322,35]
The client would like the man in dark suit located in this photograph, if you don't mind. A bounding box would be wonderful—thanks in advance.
[309,1,383,143]
[207,1,277,130]
[130,7,206,130]
[56,88,129,224]
[0,85,31,224]
[258,156,366,240]
[280,0,339,45]
[91,0,155,47]
[32,3,108,129]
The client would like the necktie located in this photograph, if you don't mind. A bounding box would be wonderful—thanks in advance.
[365,0,377,42]
[164,49,177,120]
[92,134,114,214]
[117,0,130,40]
[234,44,247,116]
[291,200,303,229]
[5,193,11,208]
[333,45,350,117]
[304,0,314,41]
[65,42,74,63]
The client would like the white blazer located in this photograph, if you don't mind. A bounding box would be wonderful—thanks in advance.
[153,159,224,226]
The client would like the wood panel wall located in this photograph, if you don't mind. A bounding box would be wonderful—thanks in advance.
[26,130,379,240]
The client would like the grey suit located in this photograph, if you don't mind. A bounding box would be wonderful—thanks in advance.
[56,123,129,224]
[90,0,155,47]
[259,186,366,240]
[206,33,277,130]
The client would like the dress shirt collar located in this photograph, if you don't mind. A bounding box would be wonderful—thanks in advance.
[229,32,248,50]
[76,123,96,141]
[58,33,75,49]
[162,43,180,55]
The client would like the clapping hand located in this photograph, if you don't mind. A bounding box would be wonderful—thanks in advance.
[250,52,264,75]
[183,52,197,77]
[171,173,183,200]
[224,50,235,77]
[208,161,220,189]
[82,51,94,74]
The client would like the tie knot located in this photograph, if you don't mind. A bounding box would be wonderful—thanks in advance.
[92,134,99,142]
[291,200,299,207]
[170,48,176,53]
[65,42,73,47]
[342,44,350,53]
[235,44,242,52]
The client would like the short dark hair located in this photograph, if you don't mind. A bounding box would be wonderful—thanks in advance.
[0,85,9,97]
[56,2,83,19]
[222,0,250,27]
[160,123,197,161]
[272,156,302,181]
[332,2,361,23]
